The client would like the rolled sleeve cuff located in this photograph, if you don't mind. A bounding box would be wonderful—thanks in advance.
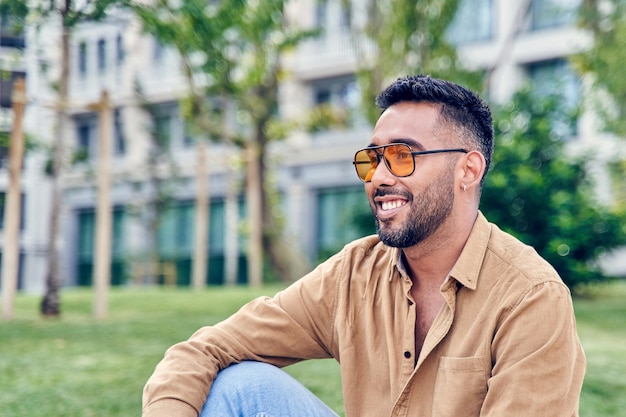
[142,399,198,417]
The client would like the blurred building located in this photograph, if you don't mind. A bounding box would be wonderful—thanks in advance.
[1,6,41,292]
[2,0,624,291]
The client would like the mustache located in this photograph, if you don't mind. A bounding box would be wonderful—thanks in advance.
[373,188,413,200]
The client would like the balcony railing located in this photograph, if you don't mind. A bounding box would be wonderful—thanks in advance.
[293,30,375,77]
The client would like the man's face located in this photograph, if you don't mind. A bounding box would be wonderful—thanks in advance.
[365,102,457,248]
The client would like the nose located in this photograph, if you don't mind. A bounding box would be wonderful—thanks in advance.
[369,154,397,187]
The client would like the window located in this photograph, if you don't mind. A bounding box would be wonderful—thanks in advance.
[158,202,195,259]
[77,210,95,269]
[209,198,246,255]
[315,0,328,28]
[150,102,194,149]
[446,0,494,44]
[74,110,125,160]
[152,106,173,149]
[0,7,25,48]
[113,108,126,156]
[526,59,581,138]
[156,198,248,286]
[74,113,98,160]
[315,0,351,30]
[316,186,373,260]
[0,142,7,168]
[313,75,358,107]
[310,75,360,130]
[0,252,25,289]
[0,70,26,109]
[340,0,351,29]
[208,198,247,285]
[0,192,25,230]
[97,38,106,73]
[529,0,581,30]
[153,38,165,63]
[116,34,124,65]
[76,207,126,286]
[78,42,87,77]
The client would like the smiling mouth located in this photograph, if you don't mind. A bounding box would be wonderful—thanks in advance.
[380,199,408,211]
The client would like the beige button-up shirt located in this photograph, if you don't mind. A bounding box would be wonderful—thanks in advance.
[143,212,586,417]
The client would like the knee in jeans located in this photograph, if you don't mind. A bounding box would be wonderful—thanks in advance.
[214,362,285,396]
[203,361,339,417]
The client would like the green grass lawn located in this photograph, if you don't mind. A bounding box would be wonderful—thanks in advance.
[1,281,624,417]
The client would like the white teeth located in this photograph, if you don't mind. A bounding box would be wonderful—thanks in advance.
[381,200,405,211]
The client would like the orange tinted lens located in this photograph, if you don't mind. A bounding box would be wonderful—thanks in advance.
[354,149,377,181]
[384,144,414,176]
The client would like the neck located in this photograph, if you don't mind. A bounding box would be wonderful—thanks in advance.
[401,210,478,286]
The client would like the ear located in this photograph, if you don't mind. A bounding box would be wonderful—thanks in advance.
[459,151,486,191]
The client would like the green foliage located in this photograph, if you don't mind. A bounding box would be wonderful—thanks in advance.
[128,0,321,283]
[128,0,317,144]
[573,0,626,136]
[481,87,626,291]
[129,0,242,94]
[302,103,351,133]
[0,0,28,30]
[1,0,120,28]
[349,0,483,124]
[0,129,43,167]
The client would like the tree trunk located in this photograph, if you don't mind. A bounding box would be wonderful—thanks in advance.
[249,82,302,284]
[260,172,302,282]
[41,11,70,317]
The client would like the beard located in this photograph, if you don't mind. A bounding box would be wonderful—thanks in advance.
[371,172,455,248]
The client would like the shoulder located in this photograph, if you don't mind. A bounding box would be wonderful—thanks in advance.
[477,220,575,318]
[485,221,563,287]
[341,234,390,257]
[328,235,397,272]
[455,213,565,292]
[300,235,398,290]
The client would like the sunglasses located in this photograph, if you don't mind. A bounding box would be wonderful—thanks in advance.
[353,143,468,182]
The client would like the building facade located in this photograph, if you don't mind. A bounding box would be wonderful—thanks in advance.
[2,0,624,292]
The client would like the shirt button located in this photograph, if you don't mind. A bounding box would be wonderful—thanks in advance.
[404,351,411,359]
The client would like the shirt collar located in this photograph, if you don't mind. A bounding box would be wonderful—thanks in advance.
[388,211,491,289]
[394,249,407,281]
[449,211,491,290]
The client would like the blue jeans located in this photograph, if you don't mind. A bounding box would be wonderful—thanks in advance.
[200,361,340,417]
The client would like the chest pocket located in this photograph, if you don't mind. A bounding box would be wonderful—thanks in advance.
[432,356,487,417]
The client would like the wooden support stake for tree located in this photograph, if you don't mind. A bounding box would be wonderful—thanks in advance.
[191,140,209,290]
[1,77,26,320]
[246,142,263,288]
[91,90,112,319]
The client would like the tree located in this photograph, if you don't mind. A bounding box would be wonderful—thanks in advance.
[481,86,626,292]
[128,0,317,285]
[129,89,183,287]
[1,0,121,316]
[573,0,626,137]
[347,0,482,124]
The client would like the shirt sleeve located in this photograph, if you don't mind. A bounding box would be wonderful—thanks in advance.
[481,280,586,417]
[141,254,343,417]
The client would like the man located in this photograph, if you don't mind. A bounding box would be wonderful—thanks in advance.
[143,75,586,417]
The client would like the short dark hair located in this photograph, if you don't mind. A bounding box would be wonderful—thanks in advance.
[376,75,494,182]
